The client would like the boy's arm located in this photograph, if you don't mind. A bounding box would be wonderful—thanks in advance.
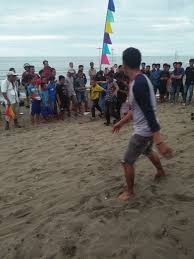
[56,87,61,106]
[112,110,132,133]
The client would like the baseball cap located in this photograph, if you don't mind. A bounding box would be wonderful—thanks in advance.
[24,63,30,68]
[7,71,18,76]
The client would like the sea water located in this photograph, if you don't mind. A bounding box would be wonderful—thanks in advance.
[0,56,192,80]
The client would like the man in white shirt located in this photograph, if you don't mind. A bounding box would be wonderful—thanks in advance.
[88,62,97,83]
[1,71,21,130]
[68,62,76,76]
[66,72,78,114]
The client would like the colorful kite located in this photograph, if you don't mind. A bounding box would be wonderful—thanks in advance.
[101,0,115,66]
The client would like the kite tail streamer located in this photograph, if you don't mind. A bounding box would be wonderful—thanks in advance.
[100,0,115,68]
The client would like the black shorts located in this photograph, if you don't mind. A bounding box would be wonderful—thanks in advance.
[159,83,167,95]
[123,134,153,165]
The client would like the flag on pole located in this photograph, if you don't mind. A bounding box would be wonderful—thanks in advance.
[107,10,114,23]
[101,0,115,66]
[104,32,112,45]
[101,54,110,65]
[5,106,15,119]
[105,21,113,34]
[103,43,111,55]
[108,0,115,12]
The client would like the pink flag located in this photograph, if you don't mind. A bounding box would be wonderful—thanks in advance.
[101,54,110,65]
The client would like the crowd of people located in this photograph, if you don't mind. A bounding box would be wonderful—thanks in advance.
[0,57,194,130]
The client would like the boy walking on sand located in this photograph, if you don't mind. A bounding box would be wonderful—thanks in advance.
[104,73,119,126]
[90,78,105,119]
[56,75,70,119]
[113,48,172,201]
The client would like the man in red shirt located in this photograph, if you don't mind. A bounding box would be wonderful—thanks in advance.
[41,60,53,82]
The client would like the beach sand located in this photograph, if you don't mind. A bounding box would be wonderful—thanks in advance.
[0,104,194,259]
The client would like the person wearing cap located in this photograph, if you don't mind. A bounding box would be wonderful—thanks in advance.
[22,63,30,85]
[1,71,21,130]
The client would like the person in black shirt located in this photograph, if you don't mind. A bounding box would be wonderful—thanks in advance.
[56,75,70,119]
[184,59,194,104]
[96,70,106,82]
[160,63,170,102]
[114,65,124,80]
[116,71,128,119]
[141,62,146,74]
[145,65,151,78]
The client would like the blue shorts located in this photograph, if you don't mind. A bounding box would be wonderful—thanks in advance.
[41,106,52,117]
[31,100,41,116]
[76,91,87,103]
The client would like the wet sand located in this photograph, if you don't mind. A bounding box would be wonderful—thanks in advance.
[0,104,194,259]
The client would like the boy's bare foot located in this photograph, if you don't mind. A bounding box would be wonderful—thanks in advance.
[154,169,166,180]
[118,191,134,201]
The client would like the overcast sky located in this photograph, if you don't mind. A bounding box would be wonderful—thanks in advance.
[0,0,194,56]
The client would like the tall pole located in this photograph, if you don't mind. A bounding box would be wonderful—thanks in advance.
[111,48,114,65]
[100,0,109,71]
[97,47,102,71]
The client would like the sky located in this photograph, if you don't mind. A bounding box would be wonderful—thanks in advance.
[0,0,194,56]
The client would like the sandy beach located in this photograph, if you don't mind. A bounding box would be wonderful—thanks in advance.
[0,103,194,259]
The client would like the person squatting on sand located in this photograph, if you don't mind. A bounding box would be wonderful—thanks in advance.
[113,47,173,201]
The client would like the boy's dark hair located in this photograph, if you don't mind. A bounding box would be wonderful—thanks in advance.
[163,63,168,67]
[49,76,55,81]
[118,65,122,69]
[122,47,142,69]
[152,63,156,66]
[156,63,160,66]
[116,71,125,80]
[59,75,65,81]
[9,67,15,72]
[97,70,103,76]
[141,62,146,65]
[107,71,114,78]
[43,60,48,65]
[178,62,182,66]
[173,62,177,66]
[39,69,43,76]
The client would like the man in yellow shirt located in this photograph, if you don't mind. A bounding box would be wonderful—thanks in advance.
[90,78,106,119]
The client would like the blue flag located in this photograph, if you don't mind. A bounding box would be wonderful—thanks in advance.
[102,43,111,55]
[108,0,115,12]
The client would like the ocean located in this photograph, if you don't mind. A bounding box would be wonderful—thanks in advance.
[0,56,191,80]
